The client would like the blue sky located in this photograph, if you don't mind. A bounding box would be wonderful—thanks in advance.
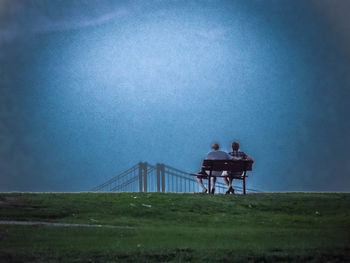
[0,0,349,192]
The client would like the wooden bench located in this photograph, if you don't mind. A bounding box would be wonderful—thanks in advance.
[190,159,254,194]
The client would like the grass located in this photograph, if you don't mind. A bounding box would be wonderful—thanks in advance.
[0,192,349,262]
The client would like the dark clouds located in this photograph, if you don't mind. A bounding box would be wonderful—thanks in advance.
[0,0,349,192]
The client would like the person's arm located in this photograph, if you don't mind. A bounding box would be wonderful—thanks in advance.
[205,151,212,160]
[245,154,254,162]
[224,152,233,160]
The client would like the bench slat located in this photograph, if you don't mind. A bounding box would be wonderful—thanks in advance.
[201,159,253,172]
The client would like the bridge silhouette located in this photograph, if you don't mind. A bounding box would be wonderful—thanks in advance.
[91,162,261,194]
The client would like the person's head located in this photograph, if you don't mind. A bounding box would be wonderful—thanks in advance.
[231,141,240,151]
[211,142,220,151]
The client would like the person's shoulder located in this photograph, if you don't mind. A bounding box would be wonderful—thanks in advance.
[208,150,222,156]
[217,151,231,156]
[214,151,232,158]
[206,151,215,158]
[207,150,229,158]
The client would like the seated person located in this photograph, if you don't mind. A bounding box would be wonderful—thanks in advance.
[196,142,232,193]
[223,141,253,194]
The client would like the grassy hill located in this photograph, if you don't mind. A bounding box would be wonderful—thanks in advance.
[0,192,349,262]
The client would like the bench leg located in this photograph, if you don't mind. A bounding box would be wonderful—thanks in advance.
[208,176,211,194]
[243,176,246,195]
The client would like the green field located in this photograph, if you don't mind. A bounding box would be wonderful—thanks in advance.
[0,193,349,262]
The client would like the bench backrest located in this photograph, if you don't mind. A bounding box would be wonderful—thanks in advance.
[202,159,253,172]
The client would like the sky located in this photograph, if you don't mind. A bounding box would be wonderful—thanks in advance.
[0,0,349,192]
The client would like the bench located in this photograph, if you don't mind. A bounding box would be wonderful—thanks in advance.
[190,159,254,194]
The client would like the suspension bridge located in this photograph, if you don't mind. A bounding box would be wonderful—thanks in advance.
[91,162,261,194]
